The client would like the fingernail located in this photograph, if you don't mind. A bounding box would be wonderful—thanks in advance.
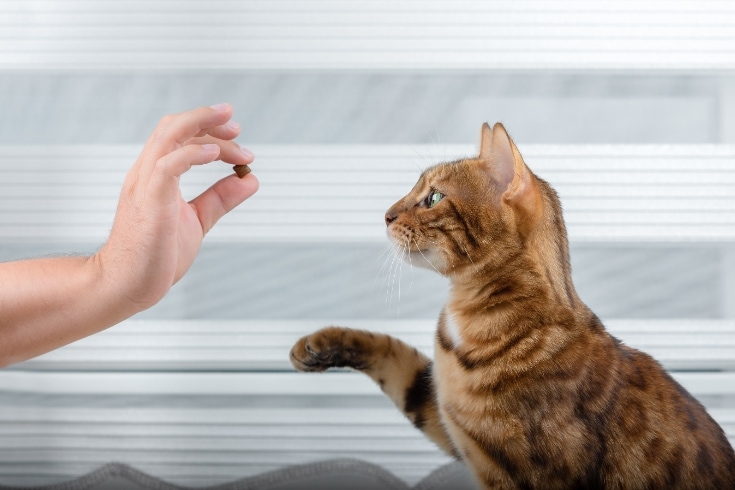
[210,103,230,112]
[239,145,254,160]
[224,120,240,131]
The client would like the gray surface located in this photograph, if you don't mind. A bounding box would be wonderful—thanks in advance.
[0,459,459,490]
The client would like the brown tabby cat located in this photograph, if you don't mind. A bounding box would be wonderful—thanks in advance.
[290,123,735,489]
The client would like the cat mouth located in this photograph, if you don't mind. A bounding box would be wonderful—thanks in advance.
[386,223,423,245]
[387,228,429,256]
[403,248,441,272]
[386,225,444,273]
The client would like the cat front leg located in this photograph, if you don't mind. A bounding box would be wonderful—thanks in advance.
[290,326,458,457]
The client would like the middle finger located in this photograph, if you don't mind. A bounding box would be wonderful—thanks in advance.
[186,136,254,166]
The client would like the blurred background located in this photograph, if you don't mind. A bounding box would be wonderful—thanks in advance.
[0,3,733,322]
[0,1,733,487]
[0,73,730,320]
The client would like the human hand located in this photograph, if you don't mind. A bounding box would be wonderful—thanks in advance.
[96,103,258,313]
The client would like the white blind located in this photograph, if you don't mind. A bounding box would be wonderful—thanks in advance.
[1,144,733,243]
[12,318,735,372]
[0,0,734,70]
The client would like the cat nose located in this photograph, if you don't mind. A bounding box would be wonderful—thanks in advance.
[385,212,398,226]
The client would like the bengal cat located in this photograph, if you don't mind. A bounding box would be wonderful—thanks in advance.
[290,123,735,489]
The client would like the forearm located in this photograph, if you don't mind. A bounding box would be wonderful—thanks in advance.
[0,105,256,368]
[0,254,139,367]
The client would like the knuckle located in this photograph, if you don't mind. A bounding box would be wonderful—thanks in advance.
[151,114,180,142]
[158,113,175,127]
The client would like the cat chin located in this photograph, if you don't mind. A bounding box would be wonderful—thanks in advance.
[406,249,445,273]
[385,229,446,273]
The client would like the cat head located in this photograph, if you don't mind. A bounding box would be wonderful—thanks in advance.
[385,123,558,278]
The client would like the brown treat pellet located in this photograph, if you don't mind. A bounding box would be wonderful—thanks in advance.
[233,165,251,178]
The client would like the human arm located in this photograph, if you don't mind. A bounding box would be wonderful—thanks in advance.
[0,104,258,367]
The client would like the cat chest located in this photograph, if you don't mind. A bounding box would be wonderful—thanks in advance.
[433,308,527,417]
[437,306,465,350]
[433,357,528,465]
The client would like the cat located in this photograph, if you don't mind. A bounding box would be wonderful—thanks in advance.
[289,123,735,489]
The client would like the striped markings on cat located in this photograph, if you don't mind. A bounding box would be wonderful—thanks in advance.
[441,307,464,349]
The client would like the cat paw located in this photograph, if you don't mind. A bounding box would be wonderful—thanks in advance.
[290,326,370,372]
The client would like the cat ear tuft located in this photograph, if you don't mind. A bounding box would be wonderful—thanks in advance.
[479,121,515,188]
[479,122,493,160]
[490,122,516,191]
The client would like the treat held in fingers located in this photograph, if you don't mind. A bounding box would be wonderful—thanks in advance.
[234,165,251,178]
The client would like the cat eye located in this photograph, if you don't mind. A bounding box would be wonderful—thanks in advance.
[426,190,444,208]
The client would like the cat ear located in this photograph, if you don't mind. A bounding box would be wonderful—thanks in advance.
[478,122,516,191]
[486,123,539,216]
[488,122,517,192]
[479,122,494,160]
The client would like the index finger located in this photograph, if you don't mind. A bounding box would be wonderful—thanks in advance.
[143,104,235,163]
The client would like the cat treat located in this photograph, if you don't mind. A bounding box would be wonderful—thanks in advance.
[291,122,735,489]
[233,164,251,178]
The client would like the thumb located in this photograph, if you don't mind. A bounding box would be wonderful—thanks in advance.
[189,173,259,235]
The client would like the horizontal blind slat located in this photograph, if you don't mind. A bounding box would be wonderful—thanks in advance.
[1,144,734,243]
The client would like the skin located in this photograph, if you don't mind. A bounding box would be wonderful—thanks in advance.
[0,104,258,367]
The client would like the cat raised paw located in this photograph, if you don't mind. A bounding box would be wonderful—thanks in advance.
[289,326,373,372]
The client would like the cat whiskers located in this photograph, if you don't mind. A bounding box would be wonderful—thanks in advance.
[460,242,475,266]
[391,241,402,310]
[384,242,400,308]
[412,131,449,173]
[412,236,442,275]
[382,240,405,312]
[410,147,432,175]
[402,235,415,295]
[393,239,411,313]
[375,235,418,313]
[373,242,396,296]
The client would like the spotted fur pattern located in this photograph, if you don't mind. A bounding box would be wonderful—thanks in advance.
[290,123,735,489]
